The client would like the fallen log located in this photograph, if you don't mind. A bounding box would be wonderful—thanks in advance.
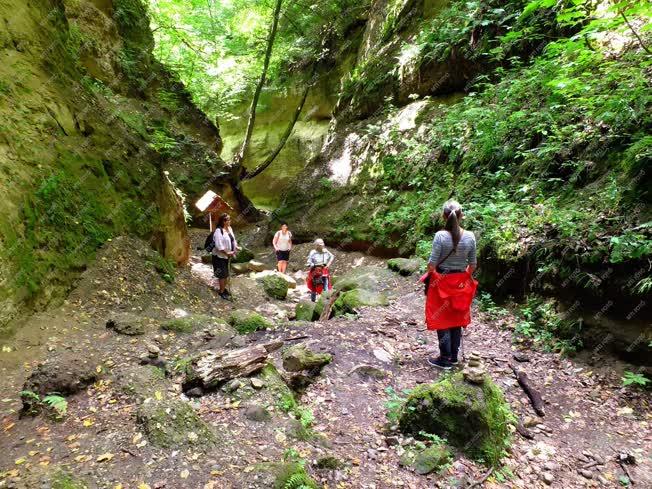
[187,341,283,391]
[510,363,545,416]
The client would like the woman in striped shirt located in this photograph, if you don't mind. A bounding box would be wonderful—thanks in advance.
[424,200,478,370]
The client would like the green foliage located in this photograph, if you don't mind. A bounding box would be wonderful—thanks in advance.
[148,126,180,157]
[147,253,176,282]
[20,391,68,419]
[610,230,652,264]
[149,0,368,119]
[515,296,581,354]
[52,471,88,489]
[621,371,650,388]
[384,386,411,425]
[478,292,509,320]
[43,395,68,417]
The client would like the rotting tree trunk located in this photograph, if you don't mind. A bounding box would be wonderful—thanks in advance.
[232,0,284,169]
[242,65,316,180]
[188,341,283,390]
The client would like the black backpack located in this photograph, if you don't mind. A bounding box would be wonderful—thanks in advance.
[204,231,215,253]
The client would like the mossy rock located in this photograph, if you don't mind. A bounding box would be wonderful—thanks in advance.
[332,266,395,293]
[273,462,319,489]
[398,372,514,466]
[136,398,216,448]
[413,445,452,475]
[295,300,317,321]
[387,257,426,276]
[161,314,227,333]
[233,246,255,263]
[227,309,274,334]
[332,288,388,316]
[52,470,88,489]
[314,291,332,317]
[258,273,289,300]
[106,312,146,336]
[316,455,344,470]
[282,345,332,372]
[114,365,168,401]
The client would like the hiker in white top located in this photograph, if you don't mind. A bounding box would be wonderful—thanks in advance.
[273,223,292,273]
[212,213,239,300]
[306,238,334,301]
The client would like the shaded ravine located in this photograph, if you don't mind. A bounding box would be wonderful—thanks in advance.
[0,232,650,488]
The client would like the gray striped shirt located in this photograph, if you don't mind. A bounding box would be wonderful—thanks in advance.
[428,230,477,271]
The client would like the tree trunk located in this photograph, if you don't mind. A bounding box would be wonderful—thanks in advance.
[242,66,315,180]
[187,341,283,391]
[232,0,284,168]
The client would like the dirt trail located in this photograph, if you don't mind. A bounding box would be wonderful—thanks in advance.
[0,232,650,489]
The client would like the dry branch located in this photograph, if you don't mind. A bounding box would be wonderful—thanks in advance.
[510,363,545,416]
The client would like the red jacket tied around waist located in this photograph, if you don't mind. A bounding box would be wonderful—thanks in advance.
[421,270,478,330]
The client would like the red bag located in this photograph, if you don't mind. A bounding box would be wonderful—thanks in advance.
[421,270,478,330]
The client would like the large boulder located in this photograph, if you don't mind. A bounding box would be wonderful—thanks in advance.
[332,288,388,316]
[387,257,426,276]
[282,345,332,372]
[257,273,289,300]
[398,373,513,466]
[228,309,274,334]
[136,398,216,448]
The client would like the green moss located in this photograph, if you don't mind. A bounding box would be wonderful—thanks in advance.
[413,444,452,475]
[273,462,319,489]
[398,373,514,466]
[136,398,216,448]
[161,314,226,333]
[295,300,317,321]
[282,345,332,372]
[332,288,389,316]
[228,309,274,334]
[258,274,289,300]
[52,471,88,489]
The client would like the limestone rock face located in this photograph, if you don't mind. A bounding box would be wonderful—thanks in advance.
[398,372,514,466]
[282,345,332,372]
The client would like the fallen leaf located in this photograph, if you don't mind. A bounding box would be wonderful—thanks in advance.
[154,390,163,401]
[180,469,190,479]
[82,418,94,427]
[15,458,26,465]
[96,452,114,462]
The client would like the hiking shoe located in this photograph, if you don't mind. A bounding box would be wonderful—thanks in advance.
[219,291,231,300]
[450,358,459,366]
[427,357,452,370]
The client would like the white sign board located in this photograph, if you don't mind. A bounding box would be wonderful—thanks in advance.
[195,190,217,212]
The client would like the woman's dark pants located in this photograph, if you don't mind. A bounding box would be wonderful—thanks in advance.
[437,327,462,361]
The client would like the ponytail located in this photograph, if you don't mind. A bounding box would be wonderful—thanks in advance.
[443,200,462,251]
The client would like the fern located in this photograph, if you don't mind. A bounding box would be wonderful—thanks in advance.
[43,394,68,417]
[283,473,313,489]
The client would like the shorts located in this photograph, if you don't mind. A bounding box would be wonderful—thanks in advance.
[212,255,230,279]
[276,250,290,261]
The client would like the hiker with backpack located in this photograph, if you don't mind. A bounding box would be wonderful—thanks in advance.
[211,213,239,300]
[422,200,478,370]
[273,223,292,273]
